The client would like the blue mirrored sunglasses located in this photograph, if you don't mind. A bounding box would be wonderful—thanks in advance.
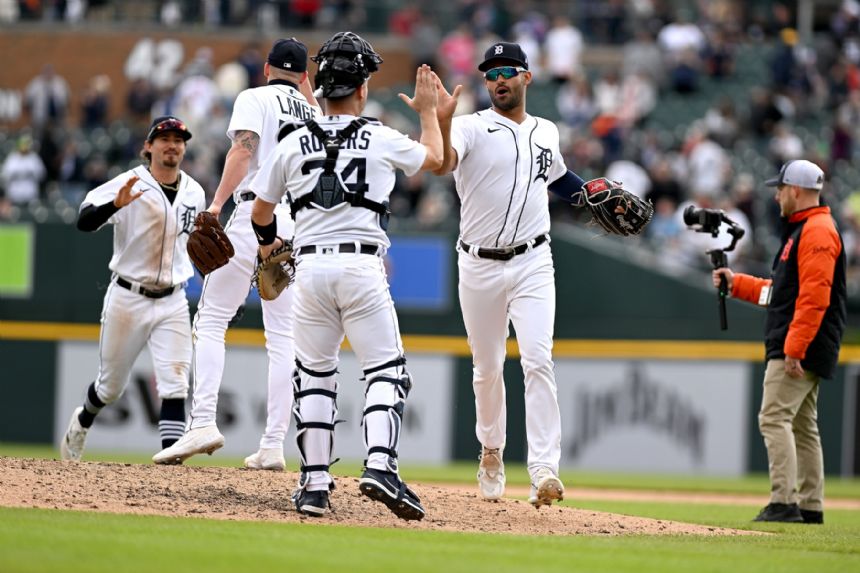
[484,66,527,81]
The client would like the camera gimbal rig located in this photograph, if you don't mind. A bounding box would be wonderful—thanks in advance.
[683,205,746,330]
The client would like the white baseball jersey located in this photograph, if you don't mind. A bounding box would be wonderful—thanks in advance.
[451,108,566,247]
[251,115,426,249]
[228,80,319,204]
[81,165,206,288]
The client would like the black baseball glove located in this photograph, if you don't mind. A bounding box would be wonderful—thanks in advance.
[582,178,654,237]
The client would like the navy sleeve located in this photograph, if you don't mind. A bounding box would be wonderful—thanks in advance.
[548,170,587,205]
[76,201,120,232]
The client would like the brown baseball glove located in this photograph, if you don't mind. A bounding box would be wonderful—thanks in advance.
[187,211,235,275]
[254,238,295,301]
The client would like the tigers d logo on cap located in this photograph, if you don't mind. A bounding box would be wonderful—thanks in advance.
[478,42,529,72]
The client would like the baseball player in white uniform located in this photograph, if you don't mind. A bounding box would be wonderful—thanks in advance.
[61,116,206,461]
[435,42,593,507]
[153,39,321,469]
[249,32,442,520]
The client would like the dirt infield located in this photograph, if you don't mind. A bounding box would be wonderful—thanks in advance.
[0,457,760,536]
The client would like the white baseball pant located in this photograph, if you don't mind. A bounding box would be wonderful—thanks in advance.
[94,281,191,404]
[189,200,295,450]
[291,248,408,491]
[457,241,561,478]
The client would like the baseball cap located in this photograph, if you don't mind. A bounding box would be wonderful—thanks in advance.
[478,42,529,72]
[765,160,825,191]
[146,116,192,142]
[267,38,308,73]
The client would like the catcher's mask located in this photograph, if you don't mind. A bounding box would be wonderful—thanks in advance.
[311,31,383,98]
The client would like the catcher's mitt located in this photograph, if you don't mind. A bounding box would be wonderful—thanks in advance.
[254,238,296,301]
[582,178,654,237]
[187,212,235,274]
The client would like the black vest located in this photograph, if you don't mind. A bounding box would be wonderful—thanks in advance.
[764,209,847,379]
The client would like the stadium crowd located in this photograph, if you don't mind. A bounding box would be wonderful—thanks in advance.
[3,0,860,293]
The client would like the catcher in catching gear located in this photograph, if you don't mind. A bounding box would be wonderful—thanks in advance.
[255,237,295,301]
[581,177,654,236]
[187,211,235,274]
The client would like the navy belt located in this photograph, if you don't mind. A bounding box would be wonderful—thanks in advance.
[116,277,177,299]
[239,191,256,202]
[298,243,381,256]
[460,234,548,261]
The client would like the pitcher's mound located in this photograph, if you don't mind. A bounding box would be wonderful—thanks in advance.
[0,457,758,536]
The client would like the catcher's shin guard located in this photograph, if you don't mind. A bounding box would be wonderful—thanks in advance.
[292,360,340,492]
[361,357,412,473]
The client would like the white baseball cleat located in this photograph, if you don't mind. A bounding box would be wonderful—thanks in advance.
[477,446,505,500]
[60,407,88,462]
[244,447,286,471]
[152,425,224,465]
[528,467,564,508]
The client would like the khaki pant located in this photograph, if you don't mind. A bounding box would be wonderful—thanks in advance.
[759,359,824,511]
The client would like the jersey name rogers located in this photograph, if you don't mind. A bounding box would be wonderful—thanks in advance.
[299,130,372,154]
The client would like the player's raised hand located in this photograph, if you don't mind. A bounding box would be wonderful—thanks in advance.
[399,64,438,114]
[113,176,143,208]
[432,74,462,122]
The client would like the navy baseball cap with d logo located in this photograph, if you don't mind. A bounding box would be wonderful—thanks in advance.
[268,37,308,73]
[478,42,529,71]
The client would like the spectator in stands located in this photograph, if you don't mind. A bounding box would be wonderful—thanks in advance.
[0,0,19,22]
[1,135,46,205]
[556,74,597,131]
[622,29,666,89]
[670,47,701,93]
[646,157,685,208]
[126,78,158,126]
[748,87,785,137]
[544,15,584,84]
[438,23,477,83]
[702,28,736,78]
[703,97,740,147]
[81,75,111,130]
[683,124,731,200]
[768,122,805,169]
[24,64,70,128]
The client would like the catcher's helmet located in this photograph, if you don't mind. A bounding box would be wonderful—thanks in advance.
[311,31,383,98]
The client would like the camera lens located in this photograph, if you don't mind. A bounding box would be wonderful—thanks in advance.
[682,205,700,226]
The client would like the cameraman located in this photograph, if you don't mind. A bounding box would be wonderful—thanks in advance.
[713,160,845,524]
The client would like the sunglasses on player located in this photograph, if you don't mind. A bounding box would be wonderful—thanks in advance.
[484,66,528,81]
[147,119,191,142]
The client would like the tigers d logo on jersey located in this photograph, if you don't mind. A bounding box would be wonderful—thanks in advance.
[179,204,197,235]
[534,144,552,182]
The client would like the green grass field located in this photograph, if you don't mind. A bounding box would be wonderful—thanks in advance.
[2,443,859,573]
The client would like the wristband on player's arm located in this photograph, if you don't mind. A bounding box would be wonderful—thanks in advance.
[548,170,587,206]
[252,215,278,246]
[76,201,121,232]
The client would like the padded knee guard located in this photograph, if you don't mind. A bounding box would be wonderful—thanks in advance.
[361,356,412,474]
[293,359,340,492]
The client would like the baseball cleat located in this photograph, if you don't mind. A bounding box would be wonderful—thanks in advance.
[359,467,425,521]
[528,467,564,508]
[152,425,224,465]
[244,447,286,471]
[60,407,89,462]
[477,446,505,501]
[292,488,330,517]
